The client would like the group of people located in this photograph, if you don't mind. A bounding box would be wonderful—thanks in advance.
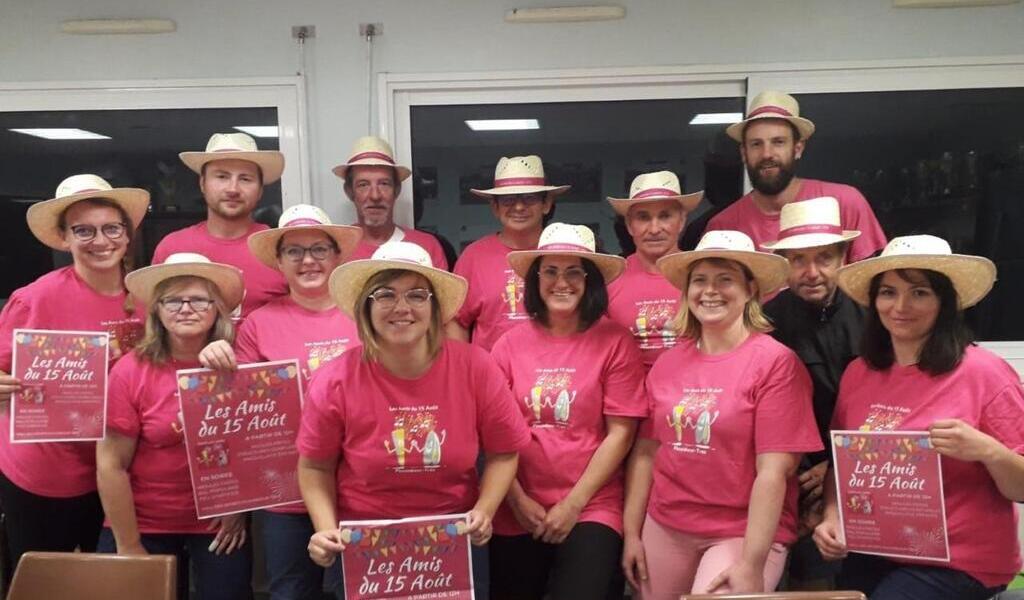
[0,89,1021,600]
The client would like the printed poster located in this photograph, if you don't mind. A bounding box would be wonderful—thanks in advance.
[831,430,950,561]
[177,360,303,518]
[339,513,474,600]
[10,329,109,442]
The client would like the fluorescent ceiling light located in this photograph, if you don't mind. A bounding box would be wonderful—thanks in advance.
[465,119,540,131]
[688,113,744,125]
[10,128,111,140]
[233,125,279,138]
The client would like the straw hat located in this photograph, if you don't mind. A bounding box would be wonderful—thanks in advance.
[329,241,468,323]
[837,235,996,308]
[657,230,790,298]
[27,174,150,250]
[179,133,285,184]
[331,136,411,182]
[761,197,861,251]
[507,222,626,283]
[607,171,703,216]
[247,204,362,269]
[471,156,570,197]
[126,253,245,313]
[726,90,816,143]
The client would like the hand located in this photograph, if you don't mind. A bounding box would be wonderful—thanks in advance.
[507,492,546,537]
[797,499,824,537]
[621,533,648,590]
[464,509,493,546]
[799,460,829,508]
[207,513,247,555]
[536,497,581,544]
[929,419,1003,464]
[309,529,346,567]
[198,340,238,371]
[0,371,21,397]
[812,513,848,561]
[706,560,763,594]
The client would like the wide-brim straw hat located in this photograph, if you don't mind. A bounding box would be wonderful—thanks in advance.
[507,222,625,284]
[27,174,150,250]
[126,252,245,313]
[761,196,861,251]
[248,204,362,269]
[657,230,790,299]
[329,241,468,323]
[607,170,703,216]
[180,132,285,184]
[726,90,816,143]
[471,155,571,197]
[837,235,996,308]
[331,136,411,182]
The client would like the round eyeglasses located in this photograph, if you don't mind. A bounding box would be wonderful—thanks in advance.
[368,288,433,310]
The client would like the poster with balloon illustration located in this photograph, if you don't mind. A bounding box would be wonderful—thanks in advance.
[339,513,474,600]
[831,430,950,561]
[177,360,303,518]
[10,329,109,443]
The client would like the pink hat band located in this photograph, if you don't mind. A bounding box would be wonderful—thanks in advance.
[539,242,592,253]
[778,223,843,238]
[494,176,547,188]
[747,105,795,119]
[283,217,326,227]
[213,147,247,153]
[632,187,680,200]
[349,151,396,165]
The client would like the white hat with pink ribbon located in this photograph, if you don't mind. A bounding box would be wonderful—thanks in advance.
[471,155,570,197]
[607,171,703,216]
[507,222,625,283]
[761,197,861,252]
[726,90,816,142]
[331,136,411,182]
[247,204,363,269]
[179,132,285,184]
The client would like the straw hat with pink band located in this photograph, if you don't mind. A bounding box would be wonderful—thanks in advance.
[471,155,570,198]
[507,222,625,284]
[726,90,816,143]
[332,136,412,183]
[126,252,245,313]
[27,173,150,250]
[248,204,363,269]
[179,132,285,184]
[760,196,861,252]
[607,171,703,216]
[657,230,790,299]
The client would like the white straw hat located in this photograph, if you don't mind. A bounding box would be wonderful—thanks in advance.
[607,171,703,216]
[837,235,996,308]
[331,136,411,182]
[329,241,468,323]
[247,204,362,269]
[126,252,245,312]
[179,132,285,184]
[27,174,150,250]
[726,90,816,143]
[506,222,626,283]
[761,197,861,251]
[657,230,790,299]
[471,155,570,197]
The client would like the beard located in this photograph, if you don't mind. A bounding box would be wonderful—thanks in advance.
[747,157,797,196]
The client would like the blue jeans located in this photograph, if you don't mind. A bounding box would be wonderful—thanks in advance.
[257,510,335,600]
[97,527,252,600]
[838,552,1006,600]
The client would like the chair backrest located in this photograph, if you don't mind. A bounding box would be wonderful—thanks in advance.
[8,552,176,600]
[682,593,867,600]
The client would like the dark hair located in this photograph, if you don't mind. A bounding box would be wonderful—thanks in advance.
[200,161,265,184]
[523,256,608,332]
[860,268,973,376]
[742,118,802,144]
[343,165,403,198]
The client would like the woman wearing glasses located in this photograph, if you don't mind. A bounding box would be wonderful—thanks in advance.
[488,223,647,600]
[0,174,149,571]
[298,241,530,588]
[97,253,252,600]
[198,204,361,600]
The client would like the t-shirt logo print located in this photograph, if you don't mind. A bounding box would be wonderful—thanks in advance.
[501,270,527,320]
[859,404,909,432]
[102,318,144,361]
[384,411,447,470]
[666,390,720,449]
[304,339,349,376]
[526,370,576,427]
[633,300,677,350]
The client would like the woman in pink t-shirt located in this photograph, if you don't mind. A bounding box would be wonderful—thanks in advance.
[488,223,647,600]
[0,174,149,573]
[297,241,531,585]
[622,230,822,598]
[96,253,252,600]
[814,235,1024,600]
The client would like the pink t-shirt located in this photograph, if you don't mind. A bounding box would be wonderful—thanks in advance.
[0,267,143,498]
[347,226,449,271]
[832,346,1024,587]
[705,179,887,263]
[607,254,683,371]
[105,352,208,534]
[152,221,288,318]
[297,341,530,521]
[489,319,647,536]
[234,295,361,514]
[642,333,822,544]
[453,233,531,351]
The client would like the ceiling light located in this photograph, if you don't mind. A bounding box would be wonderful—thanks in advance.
[505,6,626,23]
[10,128,111,140]
[689,113,744,125]
[60,19,177,35]
[465,119,540,131]
[233,126,279,138]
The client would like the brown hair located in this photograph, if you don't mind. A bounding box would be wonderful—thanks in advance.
[342,165,403,199]
[354,269,443,362]
[671,257,773,339]
[58,197,138,316]
[135,276,235,364]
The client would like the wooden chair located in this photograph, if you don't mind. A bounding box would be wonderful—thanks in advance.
[682,593,867,600]
[7,551,176,600]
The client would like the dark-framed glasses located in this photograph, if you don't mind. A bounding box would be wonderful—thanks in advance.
[538,266,587,284]
[494,193,545,208]
[368,288,433,309]
[279,243,337,262]
[159,296,214,313]
[68,222,128,242]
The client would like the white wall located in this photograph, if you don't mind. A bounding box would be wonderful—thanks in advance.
[3,0,1024,222]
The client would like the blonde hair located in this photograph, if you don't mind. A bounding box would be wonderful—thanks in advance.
[671,257,774,340]
[135,276,235,364]
[354,269,443,362]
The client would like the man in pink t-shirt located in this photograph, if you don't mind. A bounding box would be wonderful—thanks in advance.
[705,90,886,263]
[448,155,569,350]
[153,132,289,318]
[332,136,448,269]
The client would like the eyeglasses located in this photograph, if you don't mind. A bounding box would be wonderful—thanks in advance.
[279,243,337,262]
[368,288,433,310]
[159,296,214,313]
[68,222,128,242]
[494,194,545,208]
[539,266,587,284]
